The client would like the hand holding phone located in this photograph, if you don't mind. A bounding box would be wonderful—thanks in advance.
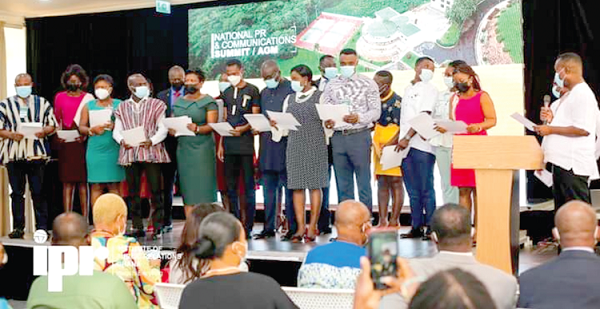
[367,229,399,290]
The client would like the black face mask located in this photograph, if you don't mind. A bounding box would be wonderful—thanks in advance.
[455,82,470,93]
[185,84,198,94]
[172,82,184,90]
[66,83,80,92]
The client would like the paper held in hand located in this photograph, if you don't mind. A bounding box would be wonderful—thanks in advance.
[407,113,439,140]
[18,122,43,139]
[380,146,409,171]
[162,116,195,137]
[435,119,468,134]
[534,169,553,187]
[244,114,272,132]
[316,104,350,128]
[266,111,301,131]
[57,130,80,143]
[510,113,536,131]
[89,109,112,128]
[121,126,146,147]
[209,122,235,136]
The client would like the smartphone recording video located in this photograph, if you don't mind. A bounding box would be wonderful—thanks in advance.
[367,229,399,290]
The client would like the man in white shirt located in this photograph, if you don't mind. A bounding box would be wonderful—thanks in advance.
[395,57,439,240]
[536,52,599,209]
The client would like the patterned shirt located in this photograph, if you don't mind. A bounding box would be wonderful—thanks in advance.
[297,241,365,289]
[378,92,402,126]
[91,230,161,309]
[0,95,57,164]
[321,73,381,130]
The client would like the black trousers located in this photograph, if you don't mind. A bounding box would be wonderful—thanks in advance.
[224,154,256,232]
[126,163,163,231]
[551,164,591,210]
[7,160,48,230]
[161,160,177,226]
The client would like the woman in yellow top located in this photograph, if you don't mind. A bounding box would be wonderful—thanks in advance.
[372,71,404,227]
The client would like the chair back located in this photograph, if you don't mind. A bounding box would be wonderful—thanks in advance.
[282,287,354,309]
[155,282,186,309]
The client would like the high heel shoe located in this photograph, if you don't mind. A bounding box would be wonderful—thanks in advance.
[305,229,317,243]
[291,232,305,243]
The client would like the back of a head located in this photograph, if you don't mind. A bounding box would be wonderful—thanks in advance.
[52,212,89,247]
[409,268,496,309]
[194,212,242,260]
[335,200,369,228]
[431,204,472,249]
[93,193,127,226]
[555,201,598,248]
[181,203,225,248]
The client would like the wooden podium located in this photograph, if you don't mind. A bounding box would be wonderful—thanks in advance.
[453,136,544,274]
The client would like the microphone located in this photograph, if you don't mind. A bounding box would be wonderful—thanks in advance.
[542,95,551,125]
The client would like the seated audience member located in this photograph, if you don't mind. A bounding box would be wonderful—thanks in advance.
[379,204,517,309]
[91,194,161,309]
[170,203,248,284]
[297,200,371,289]
[27,212,137,309]
[179,212,297,309]
[518,201,600,309]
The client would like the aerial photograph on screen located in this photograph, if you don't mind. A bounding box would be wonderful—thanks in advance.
[189,0,522,79]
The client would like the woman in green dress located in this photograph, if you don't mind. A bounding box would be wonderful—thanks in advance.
[171,69,218,217]
[79,74,125,208]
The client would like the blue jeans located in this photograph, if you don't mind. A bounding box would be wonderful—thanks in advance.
[262,171,294,233]
[331,130,372,210]
[402,148,436,230]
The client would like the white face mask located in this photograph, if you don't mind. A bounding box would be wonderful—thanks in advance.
[444,76,454,89]
[228,75,242,87]
[420,69,433,83]
[95,88,111,100]
[134,86,149,99]
[233,241,248,264]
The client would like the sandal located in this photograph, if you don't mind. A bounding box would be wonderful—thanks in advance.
[291,235,304,243]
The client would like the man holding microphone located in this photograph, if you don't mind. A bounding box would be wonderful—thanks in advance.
[536,52,599,209]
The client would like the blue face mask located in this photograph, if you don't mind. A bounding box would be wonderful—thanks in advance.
[16,86,32,98]
[291,81,303,93]
[444,76,454,89]
[554,70,565,88]
[340,66,355,78]
[552,85,561,98]
[265,78,279,89]
[324,67,338,80]
[134,86,149,99]
[218,82,230,93]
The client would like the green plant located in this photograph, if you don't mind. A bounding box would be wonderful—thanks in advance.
[437,22,461,47]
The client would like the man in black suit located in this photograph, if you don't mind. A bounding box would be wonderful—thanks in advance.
[156,65,185,233]
[518,200,600,309]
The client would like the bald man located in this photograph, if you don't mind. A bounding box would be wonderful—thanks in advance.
[256,60,295,240]
[518,201,600,309]
[157,65,186,233]
[535,52,600,209]
[28,212,137,309]
[297,200,371,289]
[113,73,171,239]
[0,73,57,239]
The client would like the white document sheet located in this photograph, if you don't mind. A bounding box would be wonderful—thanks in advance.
[244,114,272,132]
[89,109,113,128]
[57,130,80,143]
[510,113,536,132]
[408,113,440,140]
[316,104,350,128]
[266,111,301,131]
[162,116,195,137]
[435,119,468,134]
[19,123,43,139]
[534,170,553,187]
[380,146,409,171]
[209,122,235,137]
[121,126,146,147]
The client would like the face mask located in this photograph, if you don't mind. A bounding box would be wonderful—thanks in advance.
[265,78,278,89]
[66,82,80,92]
[291,80,304,92]
[219,82,230,93]
[16,86,32,98]
[554,70,565,88]
[324,67,338,80]
[228,75,242,87]
[234,241,248,262]
[340,66,355,78]
[134,86,149,99]
[419,69,433,83]
[552,85,562,98]
[95,88,110,100]
[455,81,470,93]
[378,84,389,96]
[444,76,455,89]
[171,82,184,90]
[185,84,198,94]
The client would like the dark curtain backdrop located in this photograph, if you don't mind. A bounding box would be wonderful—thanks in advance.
[23,0,600,205]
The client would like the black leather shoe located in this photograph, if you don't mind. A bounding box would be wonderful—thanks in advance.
[319,227,333,235]
[8,229,24,239]
[422,228,432,241]
[401,229,423,239]
[254,230,276,240]
[281,231,294,241]
[162,224,173,234]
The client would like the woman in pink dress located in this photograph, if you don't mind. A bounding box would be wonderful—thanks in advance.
[445,63,497,214]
